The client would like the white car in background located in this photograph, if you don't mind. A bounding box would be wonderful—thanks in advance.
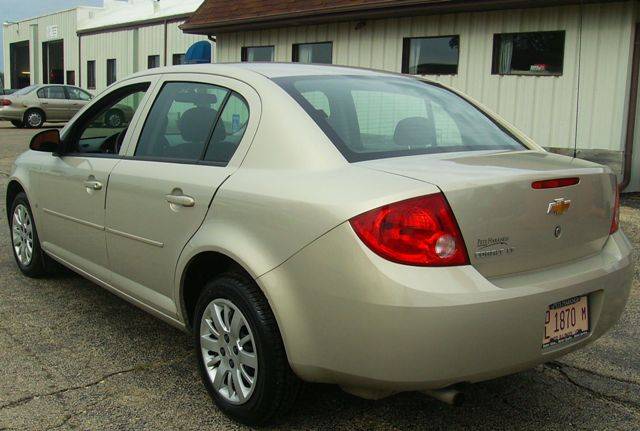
[6,63,632,425]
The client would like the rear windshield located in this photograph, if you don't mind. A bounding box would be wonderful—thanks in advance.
[13,85,38,96]
[274,75,525,162]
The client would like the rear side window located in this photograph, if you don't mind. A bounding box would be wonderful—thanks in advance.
[136,82,249,164]
[37,86,67,99]
[274,75,525,162]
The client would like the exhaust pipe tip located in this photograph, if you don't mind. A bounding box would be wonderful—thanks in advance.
[422,387,465,406]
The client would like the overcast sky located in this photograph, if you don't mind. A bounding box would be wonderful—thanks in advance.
[0,0,103,76]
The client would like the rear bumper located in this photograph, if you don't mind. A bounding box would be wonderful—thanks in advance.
[0,106,25,121]
[258,224,632,391]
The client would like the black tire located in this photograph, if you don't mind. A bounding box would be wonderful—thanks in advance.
[23,109,44,128]
[105,109,124,128]
[9,192,53,277]
[193,271,301,426]
[11,120,24,128]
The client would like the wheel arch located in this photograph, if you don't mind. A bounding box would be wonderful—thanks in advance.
[6,180,25,222]
[178,249,258,331]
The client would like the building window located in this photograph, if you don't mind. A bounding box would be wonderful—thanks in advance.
[172,53,185,65]
[241,46,275,62]
[402,36,460,75]
[492,31,565,76]
[106,59,117,86]
[66,70,75,86]
[148,55,160,69]
[292,42,332,64]
[87,60,96,89]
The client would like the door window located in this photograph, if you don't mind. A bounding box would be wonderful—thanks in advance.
[203,93,249,163]
[66,87,92,101]
[135,82,232,161]
[37,86,67,99]
[64,83,150,154]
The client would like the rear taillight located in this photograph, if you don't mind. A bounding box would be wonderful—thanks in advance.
[0,99,11,106]
[610,185,620,234]
[349,193,469,266]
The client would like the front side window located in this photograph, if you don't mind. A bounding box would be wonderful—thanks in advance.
[107,59,117,86]
[292,42,332,64]
[37,86,67,99]
[148,55,160,69]
[275,75,525,162]
[492,31,565,76]
[402,36,460,75]
[67,86,92,101]
[64,83,149,154]
[241,46,275,62]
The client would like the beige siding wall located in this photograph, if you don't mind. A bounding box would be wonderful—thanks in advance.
[2,9,79,87]
[138,24,165,70]
[81,29,135,93]
[166,20,210,64]
[216,2,636,160]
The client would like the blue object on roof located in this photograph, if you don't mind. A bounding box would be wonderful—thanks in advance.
[185,41,212,64]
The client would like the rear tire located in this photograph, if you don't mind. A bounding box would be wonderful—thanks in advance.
[193,271,301,426]
[23,109,44,128]
[11,120,24,128]
[9,192,53,277]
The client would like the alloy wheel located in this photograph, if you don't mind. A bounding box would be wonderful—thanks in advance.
[12,204,34,266]
[27,112,43,127]
[200,298,258,405]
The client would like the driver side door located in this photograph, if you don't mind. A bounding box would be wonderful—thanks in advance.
[35,77,157,280]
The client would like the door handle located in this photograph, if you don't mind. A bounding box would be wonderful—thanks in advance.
[83,180,103,190]
[165,194,195,207]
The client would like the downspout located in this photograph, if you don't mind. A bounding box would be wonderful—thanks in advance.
[78,33,82,87]
[621,22,640,190]
[163,19,168,66]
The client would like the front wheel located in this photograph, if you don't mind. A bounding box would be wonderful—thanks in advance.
[9,192,52,277]
[194,272,301,425]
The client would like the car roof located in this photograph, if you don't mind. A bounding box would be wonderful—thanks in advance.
[125,62,405,81]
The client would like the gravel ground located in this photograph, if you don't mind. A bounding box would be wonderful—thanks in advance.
[0,121,638,430]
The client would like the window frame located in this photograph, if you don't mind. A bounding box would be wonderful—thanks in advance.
[131,80,250,167]
[87,60,96,89]
[491,30,566,76]
[292,42,333,64]
[241,45,275,62]
[106,58,117,86]
[401,35,460,76]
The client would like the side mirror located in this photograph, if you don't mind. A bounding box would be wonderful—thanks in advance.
[30,129,62,154]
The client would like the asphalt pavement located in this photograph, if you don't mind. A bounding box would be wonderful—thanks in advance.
[0,121,638,430]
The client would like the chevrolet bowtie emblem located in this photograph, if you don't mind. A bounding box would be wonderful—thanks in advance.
[547,198,571,216]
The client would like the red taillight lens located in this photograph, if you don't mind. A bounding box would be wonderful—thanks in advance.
[610,185,620,234]
[349,193,469,266]
[0,99,11,106]
[532,177,579,189]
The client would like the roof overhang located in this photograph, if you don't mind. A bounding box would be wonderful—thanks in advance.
[181,0,619,35]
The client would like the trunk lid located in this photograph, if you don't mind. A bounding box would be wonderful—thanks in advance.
[358,150,616,278]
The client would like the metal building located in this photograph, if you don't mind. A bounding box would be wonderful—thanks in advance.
[2,0,211,93]
[181,0,640,191]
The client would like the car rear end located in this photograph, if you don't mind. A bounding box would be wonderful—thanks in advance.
[257,71,632,394]
[0,86,34,123]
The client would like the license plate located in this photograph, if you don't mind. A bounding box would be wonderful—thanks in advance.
[542,295,589,348]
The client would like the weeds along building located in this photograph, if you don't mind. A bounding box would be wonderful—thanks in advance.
[2,0,211,93]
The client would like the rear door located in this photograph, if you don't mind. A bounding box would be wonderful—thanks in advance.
[36,85,69,120]
[104,73,259,316]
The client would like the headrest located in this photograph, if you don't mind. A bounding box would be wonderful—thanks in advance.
[393,117,433,148]
[178,107,215,143]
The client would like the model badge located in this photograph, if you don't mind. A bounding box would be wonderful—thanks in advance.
[547,198,571,216]
[475,237,515,259]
